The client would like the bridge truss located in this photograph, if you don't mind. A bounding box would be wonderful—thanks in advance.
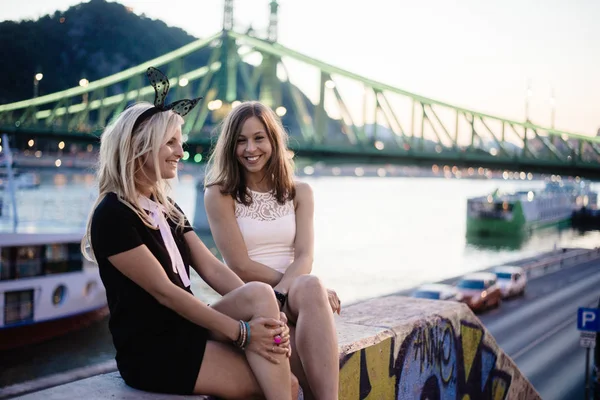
[0,4,599,178]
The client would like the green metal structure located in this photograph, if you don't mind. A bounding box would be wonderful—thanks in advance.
[1,1,599,178]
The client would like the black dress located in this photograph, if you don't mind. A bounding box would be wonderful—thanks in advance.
[91,192,209,395]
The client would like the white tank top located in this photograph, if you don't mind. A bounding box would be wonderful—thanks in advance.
[235,190,296,272]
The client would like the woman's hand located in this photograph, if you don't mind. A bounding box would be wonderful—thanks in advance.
[246,316,288,364]
[327,288,341,315]
[277,312,292,358]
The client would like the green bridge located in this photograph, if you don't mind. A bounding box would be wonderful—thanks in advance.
[1,0,599,178]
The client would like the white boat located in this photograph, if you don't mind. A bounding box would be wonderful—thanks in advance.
[466,180,598,237]
[0,232,107,350]
[0,135,106,349]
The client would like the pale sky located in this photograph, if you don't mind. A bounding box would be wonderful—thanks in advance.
[1,0,599,136]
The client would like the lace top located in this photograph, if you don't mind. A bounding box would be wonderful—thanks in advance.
[235,190,296,272]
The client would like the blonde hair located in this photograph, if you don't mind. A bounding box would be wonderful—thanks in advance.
[82,102,185,261]
[204,101,295,205]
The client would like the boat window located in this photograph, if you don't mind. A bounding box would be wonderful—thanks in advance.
[457,280,485,289]
[493,203,514,212]
[67,243,83,272]
[16,246,42,278]
[0,247,12,280]
[44,243,83,274]
[4,289,34,325]
[0,242,83,280]
[44,244,69,275]
[413,290,441,300]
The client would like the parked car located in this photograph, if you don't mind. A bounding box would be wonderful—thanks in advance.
[455,272,502,312]
[493,266,527,298]
[411,283,464,302]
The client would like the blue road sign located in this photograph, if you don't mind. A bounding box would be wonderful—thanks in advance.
[577,308,600,332]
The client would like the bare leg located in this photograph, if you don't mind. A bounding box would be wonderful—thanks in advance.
[285,275,339,400]
[194,341,265,399]
[195,341,299,399]
[207,282,296,400]
[288,325,316,400]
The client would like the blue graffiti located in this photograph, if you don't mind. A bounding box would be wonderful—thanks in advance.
[396,318,457,399]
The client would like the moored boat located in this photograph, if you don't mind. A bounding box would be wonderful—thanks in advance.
[466,180,597,237]
[0,232,107,350]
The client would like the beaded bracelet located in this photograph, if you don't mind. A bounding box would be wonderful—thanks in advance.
[245,321,251,346]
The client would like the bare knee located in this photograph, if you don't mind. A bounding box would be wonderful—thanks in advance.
[297,275,325,292]
[241,281,278,312]
[290,275,328,307]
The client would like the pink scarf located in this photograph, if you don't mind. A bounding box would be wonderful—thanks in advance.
[138,196,190,288]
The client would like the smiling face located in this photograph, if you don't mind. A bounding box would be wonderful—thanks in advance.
[142,124,184,182]
[236,116,273,175]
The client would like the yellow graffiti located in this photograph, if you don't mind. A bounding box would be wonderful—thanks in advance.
[338,338,395,400]
[339,347,361,399]
[461,324,483,381]
[363,338,396,399]
[492,376,509,400]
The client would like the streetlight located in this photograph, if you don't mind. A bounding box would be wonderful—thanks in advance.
[33,73,43,98]
[79,78,89,103]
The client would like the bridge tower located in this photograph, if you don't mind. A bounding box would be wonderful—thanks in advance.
[222,0,233,31]
[259,0,281,108]
[218,0,237,103]
[267,0,279,42]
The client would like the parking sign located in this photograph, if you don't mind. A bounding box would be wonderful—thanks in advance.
[577,308,600,332]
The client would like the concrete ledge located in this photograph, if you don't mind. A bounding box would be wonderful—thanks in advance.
[12,371,209,400]
[13,296,540,400]
[0,360,118,399]
[338,296,540,399]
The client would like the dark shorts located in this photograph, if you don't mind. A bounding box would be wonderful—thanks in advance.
[117,322,209,395]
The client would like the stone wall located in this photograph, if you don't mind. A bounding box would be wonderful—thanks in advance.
[338,295,539,399]
[12,296,540,400]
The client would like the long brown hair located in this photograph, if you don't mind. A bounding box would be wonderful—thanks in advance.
[205,101,295,205]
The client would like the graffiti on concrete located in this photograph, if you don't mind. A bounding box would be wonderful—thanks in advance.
[338,318,512,399]
[396,318,512,399]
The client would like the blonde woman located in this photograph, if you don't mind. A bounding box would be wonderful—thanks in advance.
[205,101,340,400]
[82,69,297,399]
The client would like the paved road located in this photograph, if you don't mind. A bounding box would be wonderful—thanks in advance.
[479,259,600,400]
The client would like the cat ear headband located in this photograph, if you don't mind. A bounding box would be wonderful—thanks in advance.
[132,67,203,133]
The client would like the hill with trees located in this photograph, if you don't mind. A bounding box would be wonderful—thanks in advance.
[0,0,209,104]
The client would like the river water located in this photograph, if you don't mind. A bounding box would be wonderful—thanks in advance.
[1,167,599,388]
[2,168,599,304]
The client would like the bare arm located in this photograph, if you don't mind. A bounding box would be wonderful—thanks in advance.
[273,182,315,293]
[108,245,240,341]
[184,230,244,296]
[204,186,283,286]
